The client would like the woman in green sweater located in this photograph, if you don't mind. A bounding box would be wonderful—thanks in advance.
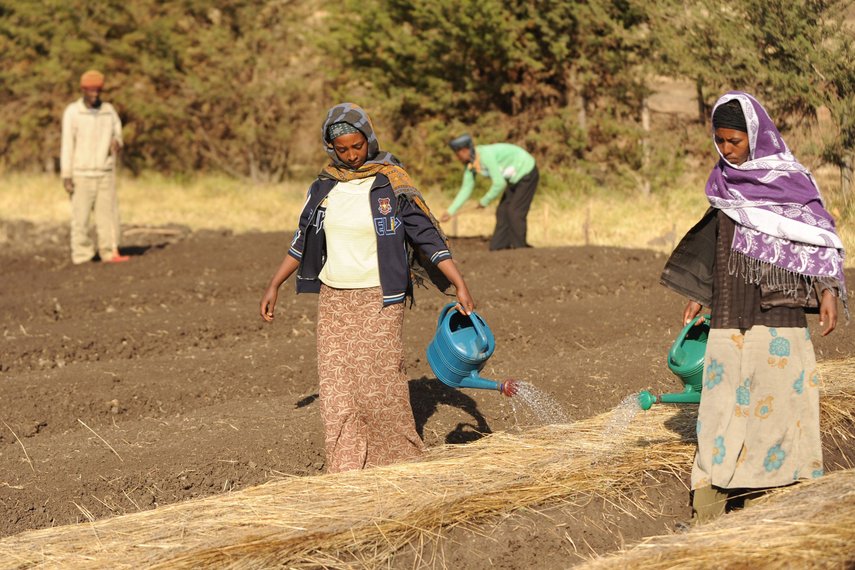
[440,134,538,250]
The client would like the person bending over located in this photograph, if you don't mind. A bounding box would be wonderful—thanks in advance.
[440,134,538,251]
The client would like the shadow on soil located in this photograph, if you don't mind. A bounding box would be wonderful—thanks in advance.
[290,379,493,445]
[663,405,698,444]
[409,376,492,444]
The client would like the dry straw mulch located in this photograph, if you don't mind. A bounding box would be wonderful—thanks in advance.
[579,468,855,569]
[1,360,853,569]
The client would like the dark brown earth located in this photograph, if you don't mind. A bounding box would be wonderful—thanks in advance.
[1,220,853,568]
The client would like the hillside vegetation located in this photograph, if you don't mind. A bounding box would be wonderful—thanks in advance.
[1,1,853,206]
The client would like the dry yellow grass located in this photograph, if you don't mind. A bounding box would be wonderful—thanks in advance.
[1,171,852,264]
[0,172,308,234]
[0,359,851,569]
[579,468,855,570]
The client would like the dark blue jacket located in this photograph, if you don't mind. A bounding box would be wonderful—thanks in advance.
[287,174,452,306]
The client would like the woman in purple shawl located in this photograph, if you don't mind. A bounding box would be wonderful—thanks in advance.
[661,92,846,524]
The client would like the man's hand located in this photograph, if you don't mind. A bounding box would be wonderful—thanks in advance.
[63,178,74,196]
[439,212,451,223]
[476,203,486,209]
[110,139,122,156]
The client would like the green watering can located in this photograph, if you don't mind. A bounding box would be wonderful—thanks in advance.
[638,314,710,410]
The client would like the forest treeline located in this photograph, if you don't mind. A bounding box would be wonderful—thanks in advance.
[1,0,853,194]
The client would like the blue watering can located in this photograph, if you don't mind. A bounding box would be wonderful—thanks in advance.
[638,314,710,410]
[426,303,517,396]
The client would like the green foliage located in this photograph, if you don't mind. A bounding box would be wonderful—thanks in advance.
[649,0,854,128]
[648,0,855,195]
[814,12,855,173]
[1,0,853,199]
[0,0,326,180]
[325,0,656,192]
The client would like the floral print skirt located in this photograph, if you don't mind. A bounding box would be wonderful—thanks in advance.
[316,284,424,473]
[691,326,823,490]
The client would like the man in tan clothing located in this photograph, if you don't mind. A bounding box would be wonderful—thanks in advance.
[61,70,128,264]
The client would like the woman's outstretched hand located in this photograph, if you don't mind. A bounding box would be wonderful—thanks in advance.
[259,255,300,322]
[455,284,475,316]
[435,258,475,316]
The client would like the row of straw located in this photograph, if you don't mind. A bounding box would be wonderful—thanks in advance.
[1,359,853,569]
[580,468,855,569]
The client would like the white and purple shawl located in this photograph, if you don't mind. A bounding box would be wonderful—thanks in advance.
[705,91,847,311]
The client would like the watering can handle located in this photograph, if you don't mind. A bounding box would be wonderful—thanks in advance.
[437,303,455,328]
[679,315,712,332]
[438,302,490,354]
[678,314,710,340]
[468,312,490,354]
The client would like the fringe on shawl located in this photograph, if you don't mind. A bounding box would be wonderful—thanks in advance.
[728,250,850,320]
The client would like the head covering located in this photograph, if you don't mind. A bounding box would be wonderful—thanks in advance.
[80,70,105,89]
[705,91,847,313]
[712,99,747,132]
[320,102,395,170]
[318,103,452,295]
[327,122,361,141]
[449,134,473,152]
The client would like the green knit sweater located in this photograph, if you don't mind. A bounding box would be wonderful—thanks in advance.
[448,143,535,215]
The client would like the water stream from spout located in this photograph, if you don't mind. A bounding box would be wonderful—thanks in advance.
[509,381,571,425]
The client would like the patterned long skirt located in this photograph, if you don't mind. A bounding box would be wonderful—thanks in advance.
[691,326,823,490]
[316,285,424,473]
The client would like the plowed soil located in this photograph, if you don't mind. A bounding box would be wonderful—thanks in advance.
[1,220,853,568]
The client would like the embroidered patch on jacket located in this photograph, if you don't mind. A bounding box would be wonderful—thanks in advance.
[313,208,326,234]
[378,197,392,216]
[374,216,400,236]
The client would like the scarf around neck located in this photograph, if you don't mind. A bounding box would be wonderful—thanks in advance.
[705,91,847,312]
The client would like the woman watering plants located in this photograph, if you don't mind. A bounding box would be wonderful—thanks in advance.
[661,92,847,524]
[440,134,538,251]
[260,103,475,473]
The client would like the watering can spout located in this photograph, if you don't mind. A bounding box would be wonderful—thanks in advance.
[457,371,502,392]
[640,314,710,410]
[638,390,657,411]
[500,380,520,397]
[453,373,518,397]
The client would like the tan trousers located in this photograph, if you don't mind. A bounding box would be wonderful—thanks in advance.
[692,485,771,524]
[70,173,121,264]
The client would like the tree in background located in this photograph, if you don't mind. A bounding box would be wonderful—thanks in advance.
[1,0,851,197]
[326,0,654,191]
[651,0,855,199]
[816,15,855,198]
[0,0,324,181]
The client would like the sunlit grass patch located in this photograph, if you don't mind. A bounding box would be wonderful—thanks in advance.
[1,171,852,267]
[0,172,309,233]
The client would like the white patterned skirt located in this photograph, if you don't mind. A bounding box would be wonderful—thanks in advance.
[691,326,823,490]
